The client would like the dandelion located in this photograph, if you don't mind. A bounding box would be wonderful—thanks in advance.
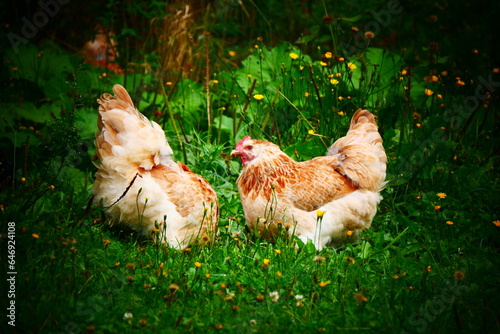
[299,66,304,71]
[454,270,465,281]
[324,51,332,59]
[246,74,252,78]
[262,258,271,269]
[21,177,26,182]
[253,94,265,100]
[347,62,357,69]
[229,51,236,57]
[364,31,375,39]
[32,233,39,239]
[424,88,433,96]
[426,266,432,272]
[330,78,339,85]
[437,192,447,199]
[401,69,408,75]
[492,220,500,227]
[338,111,345,116]
[319,280,331,288]
[437,94,443,99]
[211,80,219,84]
[304,92,310,97]
[289,53,299,60]
[456,77,465,86]
[320,61,327,67]
[434,205,441,211]
[274,249,281,255]
[205,274,211,279]
[446,221,454,225]
[166,81,173,86]
[276,271,282,277]
[316,210,326,218]
[308,129,315,135]
[354,293,368,302]
[346,230,353,236]
[338,57,345,62]
[338,96,344,101]
[195,262,203,268]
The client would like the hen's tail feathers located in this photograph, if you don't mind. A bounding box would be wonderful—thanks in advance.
[95,84,173,175]
[328,109,387,191]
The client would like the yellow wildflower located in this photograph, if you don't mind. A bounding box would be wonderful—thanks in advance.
[304,92,310,97]
[330,79,339,85]
[354,293,368,302]
[275,249,281,255]
[320,61,327,67]
[289,53,299,60]
[338,111,345,116]
[424,88,433,96]
[166,82,173,86]
[446,221,454,225]
[347,62,357,69]
[195,262,202,268]
[437,193,447,199]
[319,280,331,288]
[346,230,353,236]
[229,50,236,57]
[253,94,265,100]
[32,233,40,239]
[492,220,500,227]
[308,129,315,135]
[211,80,219,84]
[324,51,332,59]
[316,210,326,218]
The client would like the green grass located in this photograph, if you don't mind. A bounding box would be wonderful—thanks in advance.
[1,1,499,333]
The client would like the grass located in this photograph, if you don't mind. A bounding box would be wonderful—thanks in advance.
[1,0,499,333]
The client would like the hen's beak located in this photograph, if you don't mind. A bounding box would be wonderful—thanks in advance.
[230,149,241,158]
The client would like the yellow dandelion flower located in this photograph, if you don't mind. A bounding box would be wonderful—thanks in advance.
[401,69,408,75]
[338,111,345,116]
[319,280,331,288]
[338,96,344,101]
[492,220,500,227]
[276,271,282,277]
[346,230,353,236]
[299,66,304,70]
[211,80,219,84]
[426,266,432,272]
[347,62,357,69]
[446,221,454,225]
[456,78,465,86]
[246,74,252,78]
[364,31,375,39]
[338,57,345,62]
[21,177,26,182]
[336,73,342,77]
[330,78,339,85]
[205,274,211,278]
[437,94,443,99]
[275,249,281,255]
[289,52,299,60]
[229,50,236,57]
[304,92,310,97]
[262,258,271,265]
[316,210,326,218]
[308,129,315,135]
[437,192,447,199]
[424,88,433,96]
[195,262,203,268]
[434,205,441,211]
[325,51,332,59]
[320,61,327,67]
[166,82,173,86]
[32,233,40,239]
[253,94,265,100]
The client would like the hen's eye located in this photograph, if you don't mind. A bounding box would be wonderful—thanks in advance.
[246,145,253,150]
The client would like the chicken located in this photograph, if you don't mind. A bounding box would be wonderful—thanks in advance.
[230,109,386,250]
[92,84,218,249]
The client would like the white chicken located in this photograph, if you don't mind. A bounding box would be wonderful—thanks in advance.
[231,109,387,250]
[92,84,218,248]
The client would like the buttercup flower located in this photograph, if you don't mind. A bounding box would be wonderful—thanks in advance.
[253,94,265,100]
[289,53,299,60]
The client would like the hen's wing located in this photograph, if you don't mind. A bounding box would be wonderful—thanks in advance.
[278,157,357,212]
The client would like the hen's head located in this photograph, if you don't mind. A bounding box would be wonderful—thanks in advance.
[230,136,281,166]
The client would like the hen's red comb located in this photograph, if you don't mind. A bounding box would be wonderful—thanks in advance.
[235,136,251,150]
